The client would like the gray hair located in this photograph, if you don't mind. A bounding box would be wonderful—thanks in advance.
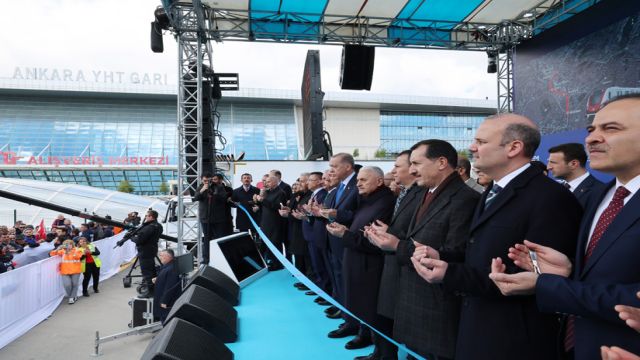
[332,153,355,167]
[500,123,541,158]
[360,166,384,179]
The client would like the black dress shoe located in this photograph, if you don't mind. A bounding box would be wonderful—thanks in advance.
[324,305,338,314]
[294,282,304,288]
[94,288,99,293]
[326,309,343,319]
[82,291,90,297]
[354,354,379,360]
[327,325,358,338]
[317,299,331,306]
[345,335,373,350]
[305,291,316,296]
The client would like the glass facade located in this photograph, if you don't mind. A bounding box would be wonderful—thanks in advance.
[380,111,486,153]
[0,93,299,194]
[217,102,299,160]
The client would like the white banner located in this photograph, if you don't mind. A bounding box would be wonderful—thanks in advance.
[0,233,136,349]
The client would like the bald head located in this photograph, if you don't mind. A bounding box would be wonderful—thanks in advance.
[470,113,541,180]
[485,114,541,158]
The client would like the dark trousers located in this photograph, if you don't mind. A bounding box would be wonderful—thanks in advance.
[307,241,331,293]
[201,222,233,264]
[373,316,397,360]
[82,262,100,292]
[139,256,157,288]
[263,235,284,269]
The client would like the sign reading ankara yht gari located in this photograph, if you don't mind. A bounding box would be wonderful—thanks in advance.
[11,66,169,86]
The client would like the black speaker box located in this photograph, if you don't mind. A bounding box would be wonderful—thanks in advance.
[165,284,238,342]
[186,265,240,306]
[339,44,375,90]
[141,318,233,360]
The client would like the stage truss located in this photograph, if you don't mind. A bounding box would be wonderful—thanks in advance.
[161,0,594,247]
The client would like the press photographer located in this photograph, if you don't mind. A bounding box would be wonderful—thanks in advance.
[116,210,163,297]
[192,173,233,264]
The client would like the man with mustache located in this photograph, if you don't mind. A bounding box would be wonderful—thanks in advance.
[489,95,640,359]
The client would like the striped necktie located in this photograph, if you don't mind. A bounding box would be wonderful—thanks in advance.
[393,187,408,218]
[483,184,502,210]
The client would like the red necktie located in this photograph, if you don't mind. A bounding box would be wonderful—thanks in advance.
[564,186,631,352]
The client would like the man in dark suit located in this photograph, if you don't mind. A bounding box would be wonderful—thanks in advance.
[327,167,395,352]
[369,141,480,360]
[322,153,360,339]
[192,173,233,264]
[364,150,420,360]
[489,96,640,360]
[292,171,331,294]
[547,142,604,208]
[270,169,292,198]
[153,249,182,323]
[271,169,292,260]
[411,114,583,360]
[232,173,260,232]
[255,175,287,270]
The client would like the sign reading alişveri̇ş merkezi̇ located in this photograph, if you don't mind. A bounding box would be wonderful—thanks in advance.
[0,153,172,166]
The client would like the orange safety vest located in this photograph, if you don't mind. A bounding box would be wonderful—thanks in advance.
[49,248,84,275]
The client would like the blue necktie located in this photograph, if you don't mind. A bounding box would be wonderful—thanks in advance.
[335,183,346,204]
[483,184,502,210]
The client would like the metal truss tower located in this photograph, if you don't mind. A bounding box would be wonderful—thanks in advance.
[497,47,515,113]
[168,1,214,261]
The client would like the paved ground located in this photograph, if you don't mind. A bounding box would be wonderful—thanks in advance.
[0,270,154,360]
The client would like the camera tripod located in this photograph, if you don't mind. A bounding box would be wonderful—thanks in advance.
[122,255,162,291]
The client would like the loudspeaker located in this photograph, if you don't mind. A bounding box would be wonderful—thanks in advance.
[187,265,240,306]
[165,284,238,342]
[150,21,164,53]
[339,44,375,90]
[141,318,233,360]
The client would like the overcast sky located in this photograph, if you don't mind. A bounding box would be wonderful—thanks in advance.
[0,0,497,100]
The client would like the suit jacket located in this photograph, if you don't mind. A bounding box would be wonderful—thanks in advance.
[342,186,395,324]
[393,174,480,358]
[288,191,313,255]
[193,184,233,224]
[153,261,182,322]
[278,181,293,199]
[301,189,328,248]
[259,187,287,244]
[231,185,261,231]
[572,174,604,209]
[536,180,640,360]
[377,184,426,319]
[327,174,359,256]
[442,165,583,360]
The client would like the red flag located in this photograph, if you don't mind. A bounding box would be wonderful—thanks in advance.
[36,219,46,240]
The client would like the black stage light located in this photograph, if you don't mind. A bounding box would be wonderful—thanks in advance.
[154,7,171,30]
[487,51,497,73]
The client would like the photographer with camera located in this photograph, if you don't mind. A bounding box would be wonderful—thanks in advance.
[193,173,233,264]
[116,210,163,297]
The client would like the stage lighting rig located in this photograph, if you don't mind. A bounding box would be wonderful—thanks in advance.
[150,7,171,53]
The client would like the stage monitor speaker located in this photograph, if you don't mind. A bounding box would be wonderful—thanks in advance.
[141,318,233,360]
[165,284,238,342]
[339,44,375,90]
[186,265,240,306]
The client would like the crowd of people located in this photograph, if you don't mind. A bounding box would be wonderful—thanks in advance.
[0,213,141,306]
[193,94,640,360]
